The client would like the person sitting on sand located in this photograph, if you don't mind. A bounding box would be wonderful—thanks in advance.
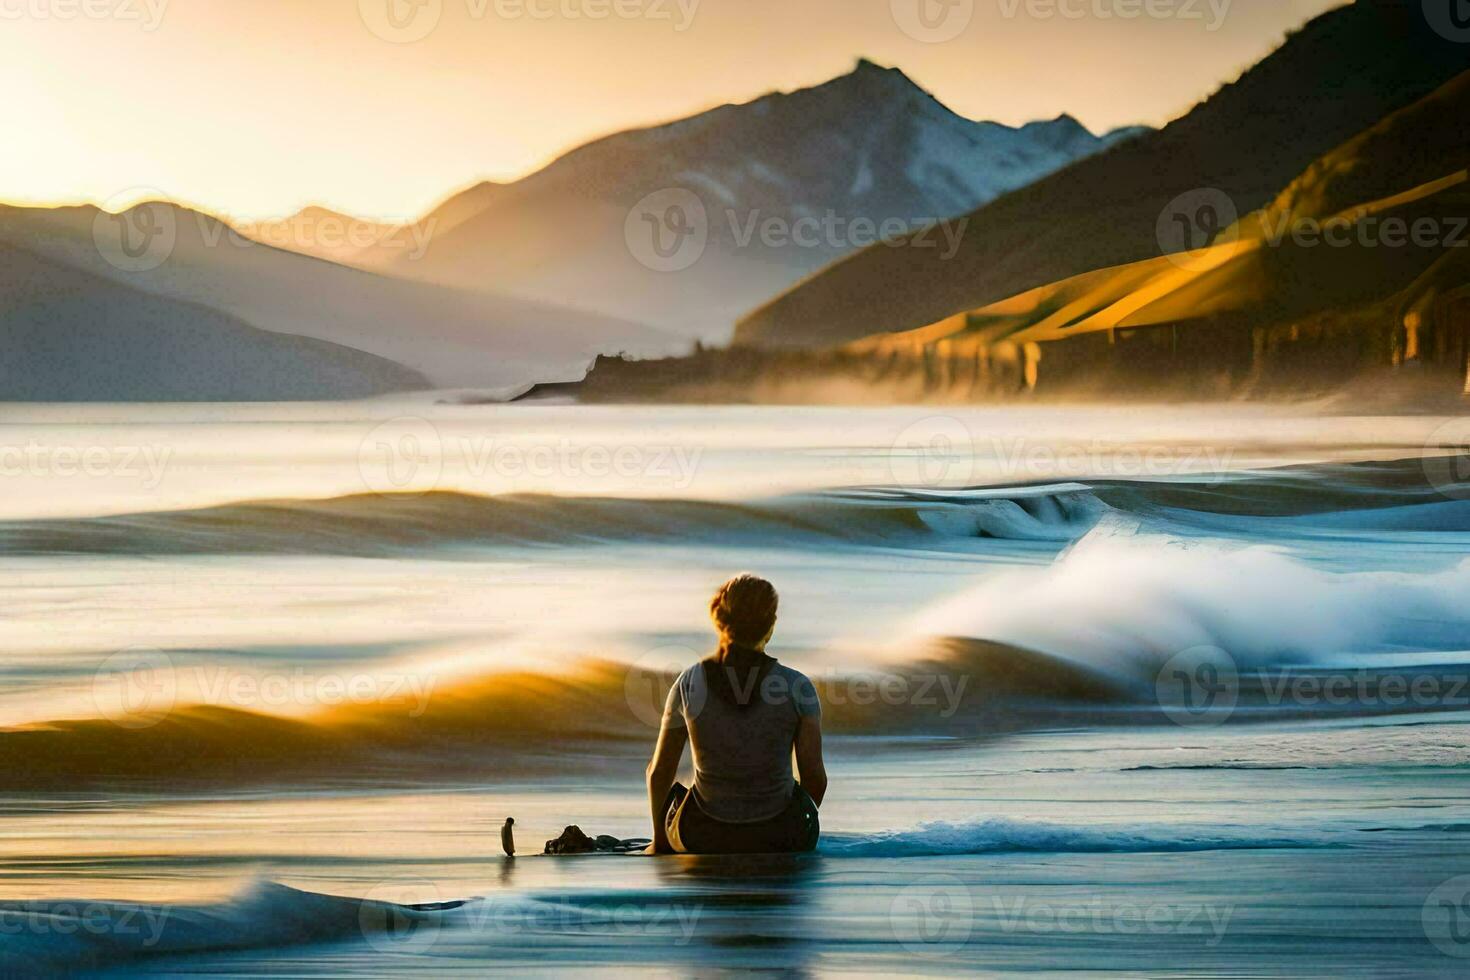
[645,574,827,854]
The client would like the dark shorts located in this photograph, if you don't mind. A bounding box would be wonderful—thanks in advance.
[662,782,820,855]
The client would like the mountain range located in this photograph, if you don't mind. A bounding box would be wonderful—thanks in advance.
[540,0,1470,405]
[837,68,1470,400]
[737,0,1470,350]
[0,240,424,402]
[0,200,672,399]
[1,59,1147,400]
[10,1,1462,403]
[271,59,1146,345]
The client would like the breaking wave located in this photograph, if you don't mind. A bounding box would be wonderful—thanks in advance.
[6,533,1469,792]
[0,813,1356,973]
[0,880,465,975]
[1,455,1462,557]
[0,486,1108,557]
[3,456,1468,791]
[914,532,1470,693]
[819,817,1343,857]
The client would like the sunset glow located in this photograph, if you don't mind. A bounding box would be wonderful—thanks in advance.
[4,2,1469,975]
[2,0,1342,219]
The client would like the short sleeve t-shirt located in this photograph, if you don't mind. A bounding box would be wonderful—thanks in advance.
[662,660,821,824]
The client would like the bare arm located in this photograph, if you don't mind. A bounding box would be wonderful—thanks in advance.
[645,719,688,853]
[794,713,827,808]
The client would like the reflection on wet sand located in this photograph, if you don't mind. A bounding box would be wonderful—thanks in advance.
[650,852,822,972]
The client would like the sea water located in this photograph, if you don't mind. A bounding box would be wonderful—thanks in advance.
[1,401,1468,976]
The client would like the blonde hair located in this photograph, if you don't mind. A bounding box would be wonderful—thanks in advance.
[709,574,779,648]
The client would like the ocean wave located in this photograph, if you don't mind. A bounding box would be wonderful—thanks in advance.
[5,637,1467,793]
[1092,455,1470,519]
[913,531,1470,693]
[0,660,658,791]
[0,812,1347,972]
[819,817,1342,857]
[1,455,1461,558]
[4,459,1470,792]
[0,880,465,975]
[0,486,1106,557]
[4,526,1469,792]
[0,647,1065,791]
[1148,498,1470,537]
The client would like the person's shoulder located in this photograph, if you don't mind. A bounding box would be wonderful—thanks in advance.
[771,662,811,684]
[771,662,818,696]
[771,661,821,713]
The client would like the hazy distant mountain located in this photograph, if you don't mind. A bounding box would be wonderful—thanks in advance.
[0,242,425,401]
[243,191,513,268]
[737,0,1470,349]
[244,206,407,267]
[0,201,677,391]
[353,59,1145,343]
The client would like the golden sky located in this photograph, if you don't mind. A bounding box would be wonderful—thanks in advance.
[2,0,1344,220]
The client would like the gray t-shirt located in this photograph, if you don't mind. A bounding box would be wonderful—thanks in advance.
[662,660,822,824]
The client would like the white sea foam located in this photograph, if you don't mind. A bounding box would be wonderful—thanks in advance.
[820,817,1341,857]
[913,529,1470,690]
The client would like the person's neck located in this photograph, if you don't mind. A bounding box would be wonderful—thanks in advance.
[718,641,767,661]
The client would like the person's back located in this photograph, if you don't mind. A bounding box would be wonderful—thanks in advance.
[644,574,828,854]
[665,657,820,824]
